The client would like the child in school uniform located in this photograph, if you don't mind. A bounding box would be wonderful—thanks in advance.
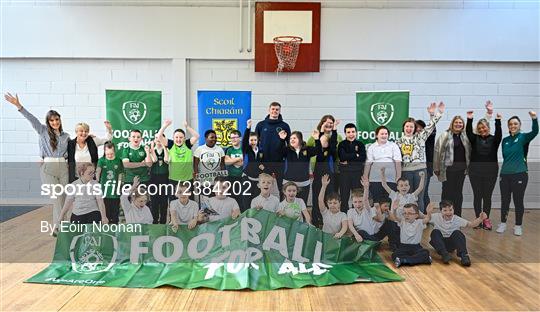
[278,129,321,205]
[96,142,124,224]
[318,174,348,239]
[389,201,433,268]
[251,173,280,213]
[200,176,241,222]
[120,176,154,224]
[277,181,312,225]
[242,119,265,208]
[57,163,108,226]
[170,184,201,231]
[149,134,170,224]
[311,121,339,228]
[347,177,400,251]
[338,123,367,212]
[381,167,425,211]
[429,200,487,266]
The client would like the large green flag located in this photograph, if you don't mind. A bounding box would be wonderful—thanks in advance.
[356,91,409,145]
[27,210,402,290]
[106,90,162,151]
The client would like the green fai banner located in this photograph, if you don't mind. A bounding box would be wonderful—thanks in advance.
[106,90,162,152]
[356,91,409,145]
[27,210,401,290]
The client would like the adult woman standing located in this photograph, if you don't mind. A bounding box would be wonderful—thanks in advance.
[496,111,538,236]
[67,121,112,182]
[434,116,471,217]
[397,102,444,212]
[363,126,402,202]
[4,92,70,226]
[465,103,502,230]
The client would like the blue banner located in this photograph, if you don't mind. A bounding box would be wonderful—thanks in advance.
[198,90,252,147]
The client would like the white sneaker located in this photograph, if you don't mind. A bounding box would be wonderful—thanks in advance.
[496,223,507,233]
[514,225,523,236]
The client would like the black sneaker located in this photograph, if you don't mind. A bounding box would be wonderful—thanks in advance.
[461,254,471,267]
[442,253,452,264]
[394,257,402,268]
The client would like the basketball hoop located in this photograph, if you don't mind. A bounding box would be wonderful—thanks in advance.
[273,36,303,72]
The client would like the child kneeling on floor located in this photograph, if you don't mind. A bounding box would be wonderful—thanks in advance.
[170,184,202,231]
[200,176,241,222]
[318,174,348,239]
[429,200,487,266]
[389,201,433,267]
[347,177,400,250]
[121,176,154,224]
[277,181,312,225]
[251,173,280,213]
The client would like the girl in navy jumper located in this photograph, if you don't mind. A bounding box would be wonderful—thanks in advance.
[243,119,265,208]
[311,124,338,227]
[279,129,321,204]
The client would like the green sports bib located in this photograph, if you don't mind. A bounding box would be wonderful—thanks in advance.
[169,143,193,182]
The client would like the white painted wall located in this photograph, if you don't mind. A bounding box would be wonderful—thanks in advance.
[0,6,538,61]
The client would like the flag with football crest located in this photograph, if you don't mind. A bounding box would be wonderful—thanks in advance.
[106,90,162,153]
[356,91,409,145]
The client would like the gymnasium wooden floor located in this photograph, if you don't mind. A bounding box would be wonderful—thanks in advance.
[1,206,539,311]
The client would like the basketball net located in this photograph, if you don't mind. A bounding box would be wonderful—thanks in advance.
[273,36,303,72]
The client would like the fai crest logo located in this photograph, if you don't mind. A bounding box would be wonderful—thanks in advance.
[200,152,220,171]
[212,119,237,147]
[122,101,147,125]
[69,233,118,274]
[370,103,394,126]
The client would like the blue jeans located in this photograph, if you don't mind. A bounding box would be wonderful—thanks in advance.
[402,169,427,213]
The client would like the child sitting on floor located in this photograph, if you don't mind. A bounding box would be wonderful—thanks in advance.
[347,177,400,250]
[429,200,487,266]
[389,201,433,267]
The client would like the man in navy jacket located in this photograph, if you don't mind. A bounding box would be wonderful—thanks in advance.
[255,102,291,197]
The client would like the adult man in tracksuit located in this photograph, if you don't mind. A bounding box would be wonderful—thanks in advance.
[255,102,291,198]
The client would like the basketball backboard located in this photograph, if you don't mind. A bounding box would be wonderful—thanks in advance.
[255,2,321,72]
